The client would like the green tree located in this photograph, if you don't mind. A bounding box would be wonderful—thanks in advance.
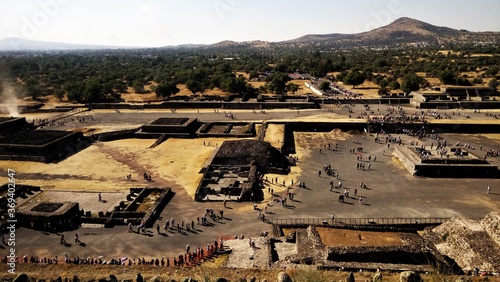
[54,88,65,101]
[401,74,424,94]
[319,81,331,91]
[265,72,290,94]
[455,76,471,86]
[335,71,347,82]
[64,81,86,102]
[221,77,246,94]
[132,80,146,94]
[485,66,499,78]
[154,81,180,98]
[438,71,456,85]
[389,80,400,90]
[378,87,390,95]
[249,71,259,80]
[286,83,299,94]
[343,71,366,88]
[378,79,389,88]
[26,85,42,100]
[488,78,498,88]
[186,79,204,94]
[472,77,483,85]
[84,80,103,102]
[113,82,128,93]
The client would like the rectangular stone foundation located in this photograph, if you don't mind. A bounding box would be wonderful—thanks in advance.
[393,147,499,178]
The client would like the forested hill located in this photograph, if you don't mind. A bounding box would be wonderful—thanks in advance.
[280,17,500,48]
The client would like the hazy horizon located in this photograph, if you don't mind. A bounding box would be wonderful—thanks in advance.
[1,0,499,48]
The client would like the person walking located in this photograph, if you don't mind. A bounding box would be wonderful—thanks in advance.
[487,186,491,194]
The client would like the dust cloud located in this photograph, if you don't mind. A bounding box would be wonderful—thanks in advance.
[0,81,20,117]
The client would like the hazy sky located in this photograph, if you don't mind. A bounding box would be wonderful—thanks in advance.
[1,0,499,47]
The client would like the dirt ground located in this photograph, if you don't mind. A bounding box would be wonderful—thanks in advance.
[263,123,285,149]
[315,227,404,247]
[282,224,405,248]
[1,137,238,199]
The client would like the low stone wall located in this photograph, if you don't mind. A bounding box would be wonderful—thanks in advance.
[281,121,367,133]
[94,128,140,142]
[393,147,416,175]
[142,188,173,228]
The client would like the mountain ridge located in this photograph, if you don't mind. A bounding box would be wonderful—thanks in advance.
[1,17,499,51]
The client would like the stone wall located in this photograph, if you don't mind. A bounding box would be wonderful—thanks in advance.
[392,147,416,175]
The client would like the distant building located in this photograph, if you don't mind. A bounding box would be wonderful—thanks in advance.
[441,86,498,100]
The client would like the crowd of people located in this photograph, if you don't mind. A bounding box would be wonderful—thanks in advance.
[1,238,225,267]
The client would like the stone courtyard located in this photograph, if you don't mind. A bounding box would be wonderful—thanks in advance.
[1,105,499,277]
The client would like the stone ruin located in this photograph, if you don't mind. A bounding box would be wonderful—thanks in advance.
[80,187,173,228]
[195,139,291,202]
[17,201,80,231]
[2,185,172,230]
[140,117,200,138]
[197,121,256,138]
[393,146,499,178]
[0,184,42,230]
[0,129,90,163]
[271,224,455,274]
[0,117,32,136]
[267,213,500,275]
[425,212,500,274]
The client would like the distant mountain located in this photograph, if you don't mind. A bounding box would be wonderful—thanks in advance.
[0,37,140,51]
[1,17,499,51]
[284,17,500,48]
[212,40,272,48]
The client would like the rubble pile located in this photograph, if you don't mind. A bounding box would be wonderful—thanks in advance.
[429,212,500,273]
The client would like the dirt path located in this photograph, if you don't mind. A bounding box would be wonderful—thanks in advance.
[93,142,190,198]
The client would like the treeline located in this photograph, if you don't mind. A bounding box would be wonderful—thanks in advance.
[0,44,499,103]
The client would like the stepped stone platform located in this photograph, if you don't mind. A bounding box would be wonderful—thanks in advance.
[140,117,200,137]
[0,130,88,162]
[393,146,499,178]
[17,200,80,230]
[195,139,291,202]
[0,117,32,135]
[197,121,255,138]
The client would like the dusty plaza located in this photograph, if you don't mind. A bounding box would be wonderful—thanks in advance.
[1,103,500,280]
